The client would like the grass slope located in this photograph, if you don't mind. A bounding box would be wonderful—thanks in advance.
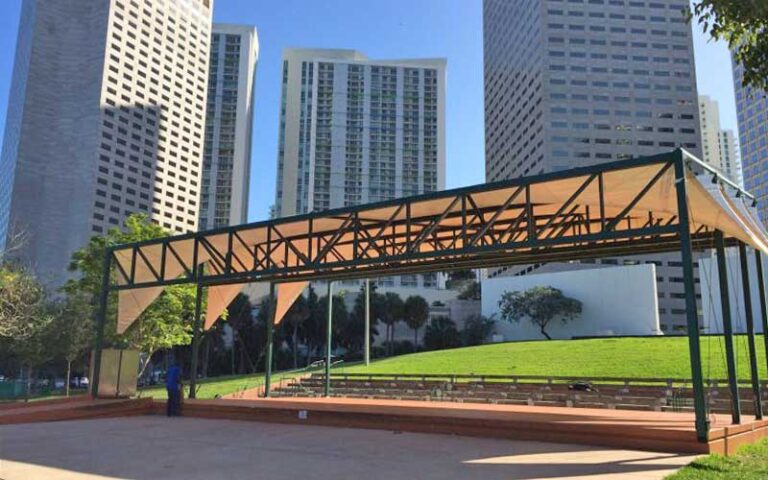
[666,438,768,479]
[340,336,768,379]
[139,370,305,400]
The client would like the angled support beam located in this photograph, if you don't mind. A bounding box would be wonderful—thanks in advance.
[673,155,709,442]
[715,231,741,424]
[469,186,525,246]
[739,243,764,420]
[605,161,673,232]
[537,174,597,238]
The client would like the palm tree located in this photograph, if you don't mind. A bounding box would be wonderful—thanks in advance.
[381,292,404,356]
[404,295,429,351]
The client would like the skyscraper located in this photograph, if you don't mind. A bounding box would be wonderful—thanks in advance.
[0,0,212,287]
[732,59,768,221]
[483,0,702,331]
[719,130,743,187]
[275,48,446,288]
[698,95,742,184]
[199,24,258,230]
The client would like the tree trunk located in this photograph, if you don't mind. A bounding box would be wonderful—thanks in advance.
[65,360,72,397]
[540,326,552,340]
[137,351,156,380]
[414,328,418,351]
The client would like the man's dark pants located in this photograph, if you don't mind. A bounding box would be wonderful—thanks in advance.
[166,387,181,416]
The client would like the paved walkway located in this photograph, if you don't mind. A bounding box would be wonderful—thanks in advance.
[0,417,697,479]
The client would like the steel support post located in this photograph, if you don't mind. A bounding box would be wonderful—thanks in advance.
[188,279,204,399]
[739,243,764,419]
[90,247,112,398]
[754,250,768,390]
[715,231,741,424]
[325,281,333,397]
[264,283,276,397]
[673,155,709,442]
[365,279,371,366]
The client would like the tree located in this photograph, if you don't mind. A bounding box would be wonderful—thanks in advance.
[0,263,55,399]
[498,286,581,340]
[64,214,198,377]
[403,295,429,350]
[689,1,768,90]
[50,293,94,396]
[284,294,310,368]
[319,293,349,352]
[423,317,460,351]
[226,293,257,374]
[458,280,481,300]
[380,292,404,356]
[461,314,495,346]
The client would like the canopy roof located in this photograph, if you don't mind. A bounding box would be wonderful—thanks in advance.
[108,150,768,333]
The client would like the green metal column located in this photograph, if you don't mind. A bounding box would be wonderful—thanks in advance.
[90,247,112,398]
[325,281,333,397]
[364,279,370,366]
[754,250,768,387]
[264,283,276,397]
[673,153,709,442]
[188,279,204,399]
[738,243,764,419]
[715,231,741,424]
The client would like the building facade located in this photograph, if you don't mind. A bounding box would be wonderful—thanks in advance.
[698,95,742,185]
[732,58,768,221]
[199,23,258,230]
[274,48,446,288]
[483,0,702,332]
[0,0,212,287]
[719,130,743,187]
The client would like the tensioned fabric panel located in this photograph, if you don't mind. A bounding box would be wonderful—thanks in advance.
[113,162,768,333]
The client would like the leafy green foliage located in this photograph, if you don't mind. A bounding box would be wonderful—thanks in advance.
[460,314,495,346]
[498,286,581,340]
[457,280,480,300]
[423,316,461,350]
[689,1,768,90]
[380,292,404,356]
[64,214,197,374]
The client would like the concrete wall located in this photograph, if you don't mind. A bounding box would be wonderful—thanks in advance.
[481,264,662,341]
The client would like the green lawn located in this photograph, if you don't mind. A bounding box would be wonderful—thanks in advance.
[340,336,768,380]
[666,438,768,479]
[138,369,312,400]
[137,336,767,399]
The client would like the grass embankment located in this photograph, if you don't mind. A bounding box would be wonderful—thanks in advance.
[139,369,311,400]
[139,336,767,399]
[340,336,768,379]
[666,438,768,479]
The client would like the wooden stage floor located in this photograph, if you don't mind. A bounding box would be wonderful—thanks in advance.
[170,396,768,455]
[3,396,766,455]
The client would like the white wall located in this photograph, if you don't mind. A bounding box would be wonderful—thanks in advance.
[699,249,767,334]
[481,264,662,341]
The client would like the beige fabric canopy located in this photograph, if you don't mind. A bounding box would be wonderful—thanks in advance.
[110,153,768,334]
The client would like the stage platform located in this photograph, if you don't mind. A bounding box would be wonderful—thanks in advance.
[0,397,153,425]
[158,396,768,455]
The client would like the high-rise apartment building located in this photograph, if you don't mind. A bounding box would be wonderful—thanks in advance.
[483,0,702,331]
[0,0,212,287]
[274,48,446,288]
[732,59,768,221]
[698,95,722,169]
[698,95,742,184]
[199,24,258,230]
[719,130,743,187]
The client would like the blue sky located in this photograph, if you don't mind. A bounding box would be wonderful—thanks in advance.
[0,0,737,221]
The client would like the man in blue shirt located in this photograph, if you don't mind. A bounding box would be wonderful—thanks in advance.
[165,362,182,416]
